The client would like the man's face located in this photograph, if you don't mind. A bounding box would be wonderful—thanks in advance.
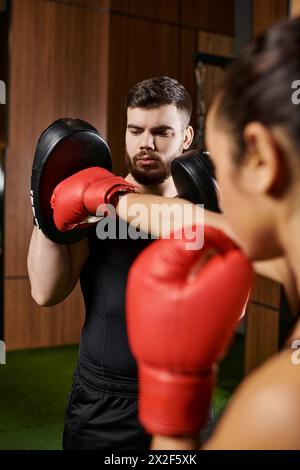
[125,104,190,185]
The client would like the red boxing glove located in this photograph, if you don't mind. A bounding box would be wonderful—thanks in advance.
[126,226,253,437]
[50,167,137,231]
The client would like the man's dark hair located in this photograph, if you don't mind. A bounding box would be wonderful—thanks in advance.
[125,76,192,126]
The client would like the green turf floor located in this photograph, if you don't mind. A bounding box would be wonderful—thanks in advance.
[0,334,244,450]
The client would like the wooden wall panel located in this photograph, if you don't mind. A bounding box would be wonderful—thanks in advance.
[245,303,279,373]
[244,275,293,374]
[6,0,109,278]
[252,0,289,36]
[178,28,198,131]
[46,0,110,8]
[197,31,234,57]
[179,0,234,35]
[197,31,234,111]
[4,0,109,349]
[248,274,281,310]
[0,5,8,148]
[107,14,179,176]
[110,0,179,23]
[5,280,84,350]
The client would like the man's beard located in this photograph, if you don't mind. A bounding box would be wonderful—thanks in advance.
[125,148,182,186]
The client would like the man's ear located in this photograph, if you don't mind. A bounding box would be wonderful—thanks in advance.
[183,125,194,150]
[242,122,288,196]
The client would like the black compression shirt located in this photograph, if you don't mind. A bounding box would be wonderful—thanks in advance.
[79,224,153,381]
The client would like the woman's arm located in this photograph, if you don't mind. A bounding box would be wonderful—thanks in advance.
[116,193,233,239]
[116,193,299,315]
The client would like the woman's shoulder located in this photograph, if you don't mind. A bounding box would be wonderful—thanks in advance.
[206,346,300,449]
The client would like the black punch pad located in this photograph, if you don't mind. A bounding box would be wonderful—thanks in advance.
[171,149,221,213]
[31,117,112,244]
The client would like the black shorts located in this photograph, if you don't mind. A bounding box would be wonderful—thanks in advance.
[62,364,216,450]
[62,365,151,451]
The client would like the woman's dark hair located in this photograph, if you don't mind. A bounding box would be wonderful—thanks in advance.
[216,16,300,161]
[125,76,192,125]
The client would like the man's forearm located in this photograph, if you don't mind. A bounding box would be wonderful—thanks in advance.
[27,227,75,306]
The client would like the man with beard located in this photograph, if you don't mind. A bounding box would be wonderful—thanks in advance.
[28,76,194,450]
[123,77,193,195]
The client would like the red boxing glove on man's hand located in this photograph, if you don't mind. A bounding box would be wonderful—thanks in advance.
[126,226,253,437]
[50,167,137,231]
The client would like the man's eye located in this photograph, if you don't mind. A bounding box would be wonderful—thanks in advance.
[157,131,172,137]
[130,130,141,135]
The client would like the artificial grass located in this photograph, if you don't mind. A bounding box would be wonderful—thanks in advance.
[0,334,244,450]
[0,345,78,450]
[214,332,245,418]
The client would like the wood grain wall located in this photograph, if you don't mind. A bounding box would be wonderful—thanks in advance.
[0,3,8,149]
[5,0,109,349]
[252,0,289,36]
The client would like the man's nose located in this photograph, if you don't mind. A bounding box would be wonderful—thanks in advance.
[139,132,155,150]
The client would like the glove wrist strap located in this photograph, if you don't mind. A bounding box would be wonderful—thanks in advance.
[139,362,215,437]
